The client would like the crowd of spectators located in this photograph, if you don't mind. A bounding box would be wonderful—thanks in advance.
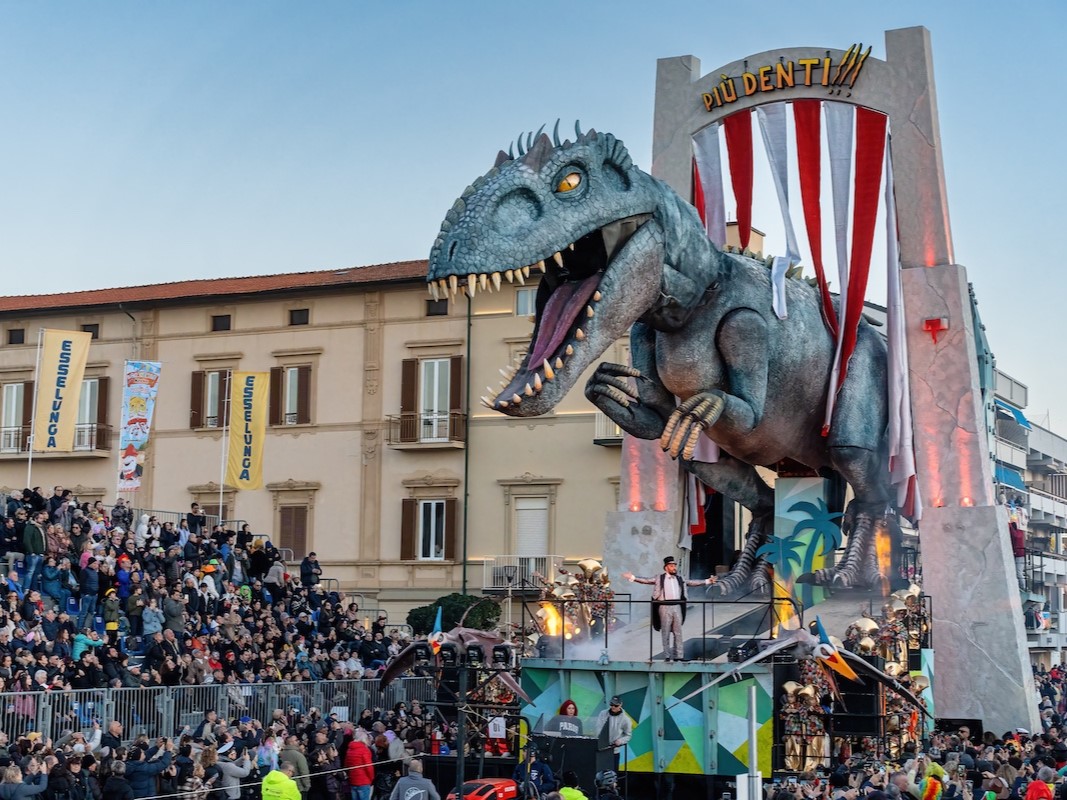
[0,486,477,798]
[0,486,421,693]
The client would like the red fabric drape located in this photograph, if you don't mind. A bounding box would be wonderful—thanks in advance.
[723,110,753,250]
[835,108,887,391]
[794,99,838,337]
[692,158,706,228]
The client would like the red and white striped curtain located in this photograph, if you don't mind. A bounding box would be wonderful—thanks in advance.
[690,101,921,521]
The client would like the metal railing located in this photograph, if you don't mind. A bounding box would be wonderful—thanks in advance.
[385,412,466,446]
[104,506,221,532]
[0,676,436,741]
[0,423,113,454]
[482,555,563,593]
[593,412,623,445]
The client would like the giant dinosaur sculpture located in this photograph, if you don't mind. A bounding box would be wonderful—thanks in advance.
[427,124,894,592]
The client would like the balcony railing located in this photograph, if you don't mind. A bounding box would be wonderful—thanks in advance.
[996,436,1028,470]
[0,423,111,454]
[482,554,563,594]
[593,412,623,446]
[386,412,466,447]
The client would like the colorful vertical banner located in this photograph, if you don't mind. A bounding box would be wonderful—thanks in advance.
[32,329,92,452]
[117,361,162,492]
[226,372,269,490]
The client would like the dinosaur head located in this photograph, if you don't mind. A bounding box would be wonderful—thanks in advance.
[427,125,668,416]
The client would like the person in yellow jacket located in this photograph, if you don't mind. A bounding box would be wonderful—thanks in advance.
[261,762,301,800]
[558,770,589,800]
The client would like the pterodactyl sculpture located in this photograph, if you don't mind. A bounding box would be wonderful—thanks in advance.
[380,601,531,704]
[666,619,930,716]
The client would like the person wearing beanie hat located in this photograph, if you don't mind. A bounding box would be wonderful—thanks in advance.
[623,555,717,661]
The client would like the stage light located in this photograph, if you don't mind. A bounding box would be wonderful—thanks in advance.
[439,643,459,668]
[466,644,485,665]
[413,643,432,665]
[492,645,510,666]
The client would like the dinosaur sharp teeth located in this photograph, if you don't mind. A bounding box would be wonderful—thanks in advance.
[512,394,522,405]
[429,283,439,301]
[449,275,458,295]
[533,373,542,391]
[554,357,563,369]
[505,269,514,283]
[439,278,449,295]
[492,272,501,291]
[552,251,564,268]
[543,359,555,381]
[586,305,594,318]
[515,269,525,286]
[499,400,509,408]
[468,274,477,296]
[575,328,585,340]
[536,260,546,273]
[479,273,488,291]
[593,291,601,302]
[568,243,575,251]
[480,396,492,408]
[565,345,573,356]
[524,383,533,397]
[487,386,496,395]
[522,265,530,278]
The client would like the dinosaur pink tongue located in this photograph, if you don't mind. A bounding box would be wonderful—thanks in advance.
[528,274,600,366]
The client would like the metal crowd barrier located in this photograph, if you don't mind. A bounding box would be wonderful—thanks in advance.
[0,676,436,742]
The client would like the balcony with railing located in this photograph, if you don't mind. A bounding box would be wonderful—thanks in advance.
[0,423,112,458]
[386,412,466,449]
[481,554,563,595]
[593,412,623,446]
[996,436,1029,470]
[1030,488,1067,530]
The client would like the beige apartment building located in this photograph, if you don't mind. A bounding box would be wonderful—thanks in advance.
[0,261,630,616]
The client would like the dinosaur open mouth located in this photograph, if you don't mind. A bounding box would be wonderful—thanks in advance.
[427,213,650,410]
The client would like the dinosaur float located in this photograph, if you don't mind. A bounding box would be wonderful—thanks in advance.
[427,124,897,594]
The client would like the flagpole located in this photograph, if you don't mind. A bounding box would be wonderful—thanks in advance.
[218,372,231,526]
[115,361,128,502]
[25,328,45,489]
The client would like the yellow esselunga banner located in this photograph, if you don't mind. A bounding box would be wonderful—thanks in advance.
[33,329,93,452]
[226,372,269,490]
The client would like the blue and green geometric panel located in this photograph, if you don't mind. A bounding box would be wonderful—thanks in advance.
[714,675,773,777]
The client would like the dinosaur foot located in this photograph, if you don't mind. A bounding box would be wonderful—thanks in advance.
[798,505,895,591]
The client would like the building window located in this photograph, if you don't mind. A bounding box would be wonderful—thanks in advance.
[516,287,537,317]
[396,355,464,444]
[426,299,449,317]
[211,315,232,332]
[269,365,312,425]
[419,358,450,442]
[80,323,100,340]
[289,308,309,326]
[0,382,29,453]
[7,329,24,346]
[279,505,309,559]
[190,370,231,428]
[401,497,457,561]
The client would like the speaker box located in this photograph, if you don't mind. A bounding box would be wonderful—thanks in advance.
[531,734,613,792]
[729,639,760,662]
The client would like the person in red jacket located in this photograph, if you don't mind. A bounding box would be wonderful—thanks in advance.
[344,729,375,800]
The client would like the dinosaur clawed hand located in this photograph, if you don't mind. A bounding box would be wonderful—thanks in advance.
[585,362,641,410]
[660,392,724,460]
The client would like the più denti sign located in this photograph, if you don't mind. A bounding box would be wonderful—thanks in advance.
[702,43,872,111]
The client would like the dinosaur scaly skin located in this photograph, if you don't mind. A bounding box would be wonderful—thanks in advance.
[428,127,894,592]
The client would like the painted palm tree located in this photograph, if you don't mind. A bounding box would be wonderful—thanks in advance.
[756,535,807,583]
[789,498,844,575]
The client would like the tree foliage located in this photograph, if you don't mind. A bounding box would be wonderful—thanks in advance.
[406,593,501,635]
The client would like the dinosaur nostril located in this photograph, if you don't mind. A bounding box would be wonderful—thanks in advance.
[448,241,459,261]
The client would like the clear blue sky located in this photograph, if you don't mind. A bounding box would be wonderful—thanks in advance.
[1,1,1064,420]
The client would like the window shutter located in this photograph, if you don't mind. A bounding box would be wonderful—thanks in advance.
[514,497,549,556]
[268,367,283,426]
[449,355,465,441]
[296,365,311,424]
[21,381,33,451]
[399,359,418,443]
[96,376,110,450]
[190,371,204,429]
[444,497,458,561]
[220,370,232,427]
[401,499,416,560]
[280,506,308,559]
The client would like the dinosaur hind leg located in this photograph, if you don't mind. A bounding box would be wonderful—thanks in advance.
[681,454,774,597]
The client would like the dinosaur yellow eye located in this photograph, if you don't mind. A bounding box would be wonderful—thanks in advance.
[556,172,582,193]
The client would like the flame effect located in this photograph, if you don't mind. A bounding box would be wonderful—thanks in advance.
[538,603,579,639]
[874,519,892,595]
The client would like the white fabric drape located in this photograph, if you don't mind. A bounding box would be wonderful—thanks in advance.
[823,102,855,429]
[692,123,727,247]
